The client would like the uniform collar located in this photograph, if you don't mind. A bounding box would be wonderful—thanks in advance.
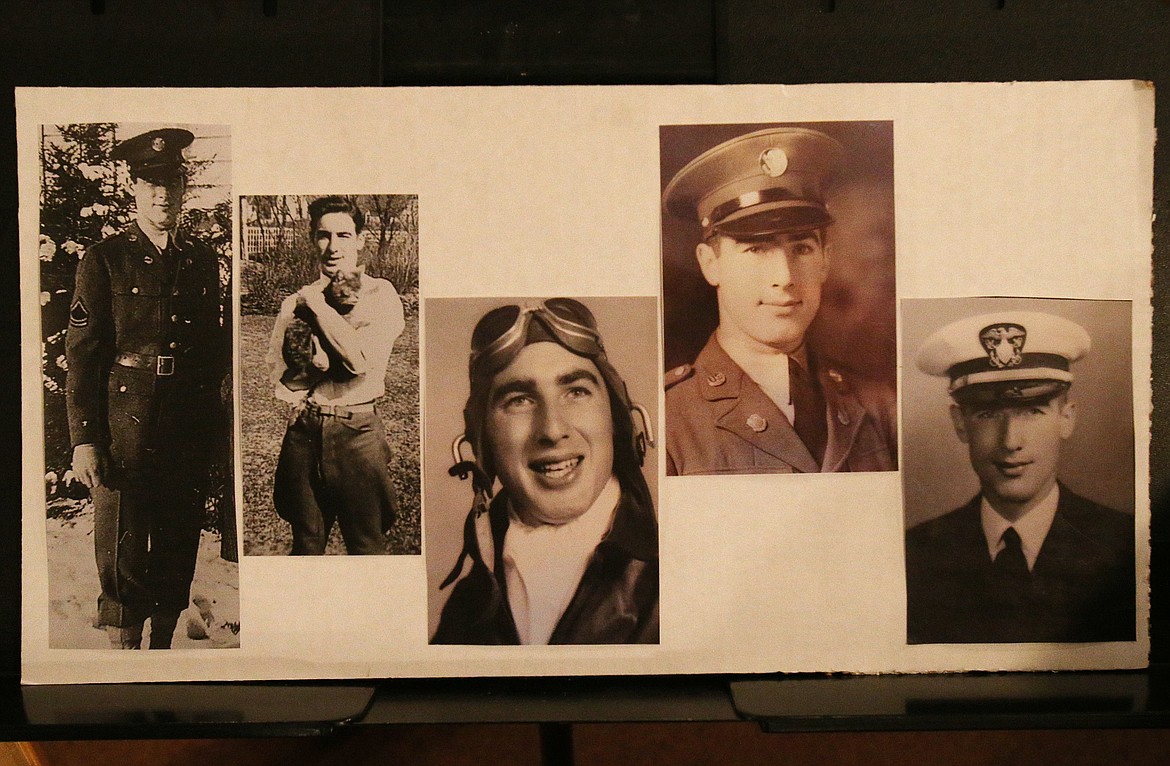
[980,483,1060,570]
[480,483,657,572]
[693,334,748,402]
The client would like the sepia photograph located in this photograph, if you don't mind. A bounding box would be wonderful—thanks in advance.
[239,194,420,556]
[902,296,1136,645]
[38,122,238,650]
[425,296,660,645]
[660,121,897,476]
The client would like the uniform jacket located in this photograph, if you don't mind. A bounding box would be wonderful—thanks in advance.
[664,335,897,475]
[905,484,1136,644]
[65,222,228,478]
[432,486,659,645]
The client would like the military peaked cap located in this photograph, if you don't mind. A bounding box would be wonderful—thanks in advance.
[663,127,844,240]
[110,128,194,183]
[917,310,1091,406]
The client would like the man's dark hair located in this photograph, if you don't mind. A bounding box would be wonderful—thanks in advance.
[308,195,365,235]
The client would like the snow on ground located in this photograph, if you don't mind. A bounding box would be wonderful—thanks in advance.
[45,499,241,650]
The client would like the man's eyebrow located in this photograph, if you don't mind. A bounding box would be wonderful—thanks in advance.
[557,368,601,388]
[490,378,537,404]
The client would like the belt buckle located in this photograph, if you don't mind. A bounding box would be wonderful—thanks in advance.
[156,355,175,376]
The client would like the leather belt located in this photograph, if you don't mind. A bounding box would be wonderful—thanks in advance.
[304,400,375,419]
[115,351,176,376]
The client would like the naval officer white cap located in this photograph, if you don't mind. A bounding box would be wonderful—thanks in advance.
[916,311,1091,406]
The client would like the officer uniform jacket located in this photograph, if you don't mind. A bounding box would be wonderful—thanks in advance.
[664,335,897,475]
[66,221,228,481]
[905,484,1136,644]
[432,487,660,645]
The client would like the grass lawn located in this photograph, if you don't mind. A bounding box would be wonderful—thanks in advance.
[239,311,421,556]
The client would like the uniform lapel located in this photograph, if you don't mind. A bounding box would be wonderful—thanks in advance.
[819,363,866,472]
[1031,485,1106,577]
[696,338,820,473]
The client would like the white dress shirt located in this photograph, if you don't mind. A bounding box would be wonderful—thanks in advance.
[980,483,1060,571]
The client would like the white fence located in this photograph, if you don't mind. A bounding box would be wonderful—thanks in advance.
[241,225,298,261]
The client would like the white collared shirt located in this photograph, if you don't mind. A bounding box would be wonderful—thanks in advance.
[267,273,405,406]
[716,333,797,425]
[980,483,1060,571]
[502,476,620,645]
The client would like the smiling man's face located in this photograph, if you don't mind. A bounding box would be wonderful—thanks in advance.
[951,395,1076,520]
[485,341,615,526]
[697,229,829,354]
[132,175,184,233]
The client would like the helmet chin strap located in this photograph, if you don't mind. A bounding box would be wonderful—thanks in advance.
[441,435,496,590]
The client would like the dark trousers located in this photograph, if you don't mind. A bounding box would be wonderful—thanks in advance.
[92,477,205,629]
[273,407,397,555]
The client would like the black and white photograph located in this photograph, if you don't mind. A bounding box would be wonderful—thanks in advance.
[660,121,897,477]
[239,194,420,556]
[902,297,1136,645]
[425,296,660,645]
[37,123,239,650]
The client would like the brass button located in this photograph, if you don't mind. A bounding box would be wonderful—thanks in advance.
[131,287,139,294]
[168,342,177,349]
[118,385,127,392]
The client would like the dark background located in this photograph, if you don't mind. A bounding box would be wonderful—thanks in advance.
[1,0,1168,755]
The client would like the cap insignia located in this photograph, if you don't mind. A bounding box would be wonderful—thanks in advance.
[151,137,166,152]
[760,148,789,178]
[980,323,1026,369]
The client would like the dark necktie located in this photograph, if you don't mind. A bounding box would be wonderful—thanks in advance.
[994,527,1030,581]
[790,357,828,465]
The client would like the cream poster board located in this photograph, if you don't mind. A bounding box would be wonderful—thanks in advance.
[17,82,1153,683]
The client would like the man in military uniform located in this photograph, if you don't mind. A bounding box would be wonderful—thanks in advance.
[431,299,659,645]
[661,127,897,475]
[906,311,1135,643]
[66,127,231,649]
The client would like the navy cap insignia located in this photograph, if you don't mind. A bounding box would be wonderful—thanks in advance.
[980,323,1026,369]
[759,147,789,178]
[152,137,166,152]
[69,299,89,327]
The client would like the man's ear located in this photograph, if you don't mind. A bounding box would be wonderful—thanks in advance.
[817,230,832,280]
[696,241,720,288]
[949,404,970,444]
[1059,397,1077,440]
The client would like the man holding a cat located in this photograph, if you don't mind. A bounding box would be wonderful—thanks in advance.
[267,196,405,555]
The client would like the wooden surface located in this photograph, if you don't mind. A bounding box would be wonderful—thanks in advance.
[23,725,1170,766]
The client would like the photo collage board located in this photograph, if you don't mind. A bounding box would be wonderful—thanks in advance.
[16,82,1154,683]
